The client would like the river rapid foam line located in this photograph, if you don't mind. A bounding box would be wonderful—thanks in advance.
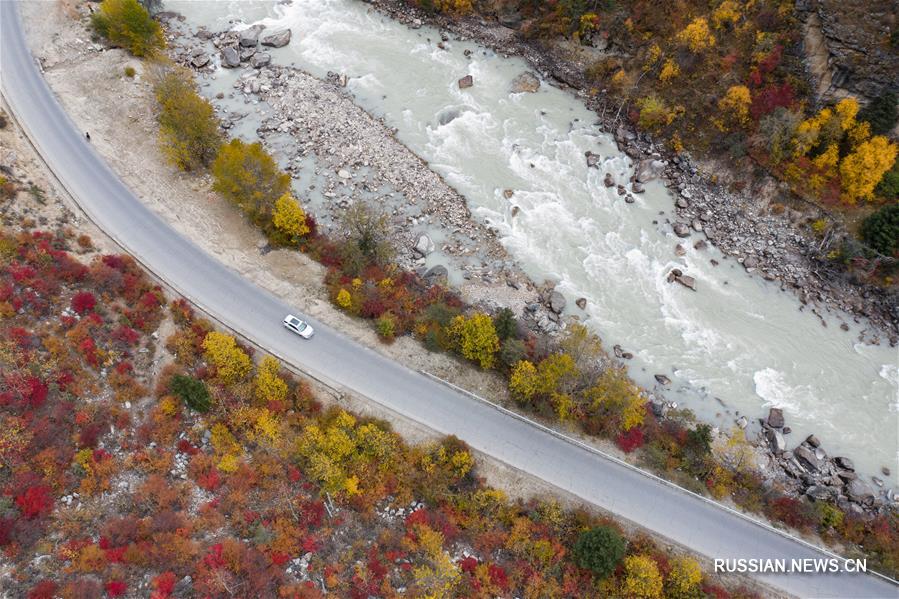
[167,0,898,482]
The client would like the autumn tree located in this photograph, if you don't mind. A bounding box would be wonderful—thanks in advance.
[255,356,288,404]
[447,313,500,369]
[271,193,310,244]
[91,0,164,57]
[571,525,626,579]
[839,136,898,204]
[152,65,222,171]
[585,366,645,432]
[509,360,539,401]
[666,557,703,599]
[675,17,715,53]
[212,139,291,223]
[202,331,252,384]
[716,85,751,131]
[622,555,664,598]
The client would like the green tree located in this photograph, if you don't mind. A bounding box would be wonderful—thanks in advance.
[170,374,211,412]
[212,139,291,223]
[493,307,517,341]
[91,0,164,57]
[571,525,626,579]
[338,203,395,275]
[859,91,898,135]
[860,204,899,256]
[152,65,222,171]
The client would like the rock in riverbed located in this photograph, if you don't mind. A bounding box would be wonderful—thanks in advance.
[239,24,264,47]
[221,46,240,68]
[672,222,691,238]
[458,75,473,89]
[511,72,540,93]
[261,29,292,48]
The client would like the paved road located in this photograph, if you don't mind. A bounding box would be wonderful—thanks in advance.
[3,3,897,597]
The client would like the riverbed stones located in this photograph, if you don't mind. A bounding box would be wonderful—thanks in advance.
[806,434,820,448]
[766,428,786,453]
[603,173,614,187]
[672,222,691,238]
[835,456,855,471]
[261,28,292,48]
[239,24,264,47]
[632,182,645,193]
[423,265,448,285]
[793,445,820,471]
[767,408,785,428]
[654,374,672,386]
[585,152,600,168]
[635,158,665,183]
[743,256,759,270]
[575,297,587,310]
[414,234,435,256]
[511,71,540,93]
[846,479,875,504]
[251,53,271,68]
[458,75,474,89]
[674,244,686,256]
[221,46,240,68]
[549,290,566,313]
[675,274,696,291]
[675,197,689,209]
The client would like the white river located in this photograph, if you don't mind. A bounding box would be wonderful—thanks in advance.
[167,0,897,483]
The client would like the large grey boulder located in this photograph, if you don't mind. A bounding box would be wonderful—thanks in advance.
[414,234,435,256]
[458,75,474,89]
[511,72,540,93]
[793,445,820,471]
[239,24,265,47]
[766,407,785,428]
[261,28,292,48]
[672,222,691,238]
[835,456,855,471]
[423,265,448,285]
[251,53,271,68]
[846,479,875,504]
[635,158,665,183]
[221,46,240,68]
[549,290,566,314]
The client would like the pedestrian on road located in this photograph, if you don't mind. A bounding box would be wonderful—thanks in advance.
[85,131,90,141]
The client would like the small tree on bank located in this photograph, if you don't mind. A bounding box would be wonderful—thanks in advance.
[91,0,164,57]
[571,525,626,579]
[212,139,291,224]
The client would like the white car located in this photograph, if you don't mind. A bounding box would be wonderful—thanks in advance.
[283,314,314,339]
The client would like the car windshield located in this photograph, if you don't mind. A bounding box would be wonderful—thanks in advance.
[297,322,307,331]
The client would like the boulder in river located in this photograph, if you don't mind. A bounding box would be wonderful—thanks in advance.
[672,222,691,238]
[835,456,855,471]
[414,234,435,257]
[675,274,696,291]
[190,52,210,68]
[251,53,271,68]
[585,152,600,168]
[654,374,672,386]
[805,434,820,448]
[576,297,587,310]
[221,46,240,68]
[239,24,265,47]
[261,28,292,48]
[793,445,820,471]
[846,479,875,504]
[511,72,540,93]
[766,428,786,453]
[635,158,665,183]
[549,290,566,314]
[674,244,686,256]
[767,407,785,428]
[603,173,614,187]
[458,75,474,89]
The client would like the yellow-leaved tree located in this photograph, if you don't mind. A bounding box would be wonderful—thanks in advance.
[272,193,310,243]
[202,331,252,384]
[839,136,898,204]
[447,313,500,369]
[716,85,752,131]
[622,554,664,598]
[255,355,288,404]
[666,557,703,598]
[676,17,716,53]
[153,66,222,171]
[585,366,646,432]
[91,0,164,57]
[212,139,291,222]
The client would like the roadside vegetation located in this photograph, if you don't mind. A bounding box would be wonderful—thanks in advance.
[90,0,164,57]
[107,4,899,579]
[0,222,755,598]
[409,0,899,280]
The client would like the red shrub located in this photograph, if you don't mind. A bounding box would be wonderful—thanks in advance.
[71,291,96,315]
[28,581,58,599]
[459,556,478,573]
[360,296,387,319]
[26,377,48,409]
[488,563,509,591]
[616,427,645,453]
[105,580,127,597]
[750,83,795,120]
[152,572,177,596]
[15,485,54,519]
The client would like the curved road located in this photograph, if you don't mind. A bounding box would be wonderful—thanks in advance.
[2,3,896,597]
